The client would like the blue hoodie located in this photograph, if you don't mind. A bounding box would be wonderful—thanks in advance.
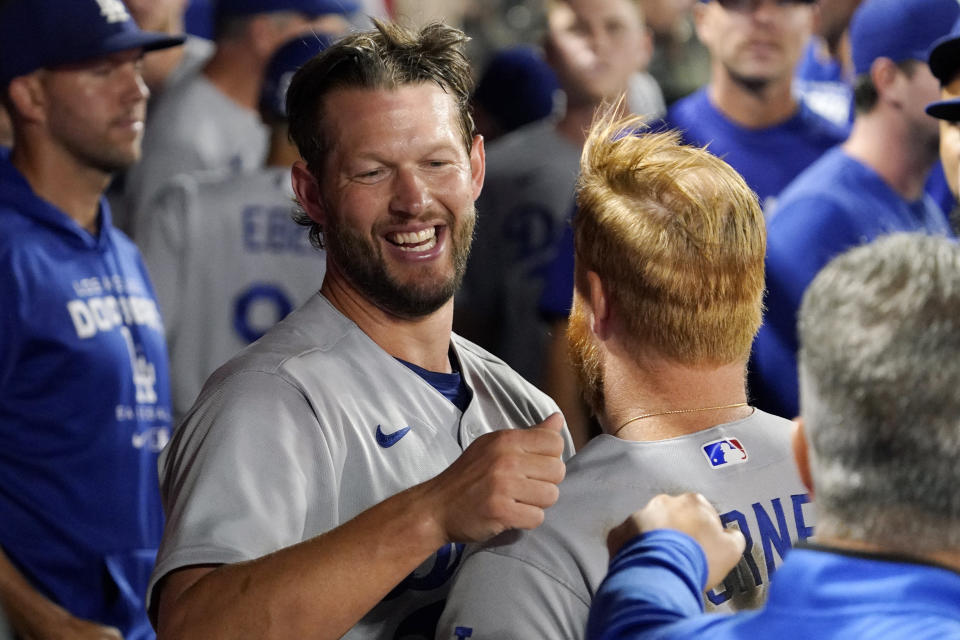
[0,154,171,639]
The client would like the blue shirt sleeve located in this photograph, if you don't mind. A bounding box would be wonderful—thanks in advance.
[586,529,708,640]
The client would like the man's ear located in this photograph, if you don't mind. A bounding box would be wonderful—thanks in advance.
[291,160,327,226]
[585,270,610,338]
[469,134,485,201]
[792,417,815,497]
[7,73,47,126]
[691,1,713,51]
[870,57,903,109]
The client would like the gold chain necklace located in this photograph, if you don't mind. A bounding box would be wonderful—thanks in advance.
[612,402,749,438]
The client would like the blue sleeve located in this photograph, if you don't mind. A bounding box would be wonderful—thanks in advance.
[751,195,864,418]
[586,529,708,640]
[538,223,575,320]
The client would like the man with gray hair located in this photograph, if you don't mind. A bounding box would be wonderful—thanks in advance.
[586,232,960,639]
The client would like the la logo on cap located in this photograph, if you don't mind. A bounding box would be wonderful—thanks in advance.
[95,0,130,24]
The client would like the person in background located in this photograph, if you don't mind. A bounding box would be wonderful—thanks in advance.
[794,0,861,127]
[0,0,182,637]
[124,0,357,236]
[926,15,960,231]
[138,34,332,422]
[106,0,215,233]
[470,44,560,143]
[663,0,847,210]
[126,0,213,93]
[437,109,811,640]
[588,232,960,640]
[642,0,709,105]
[752,0,958,420]
[455,0,654,391]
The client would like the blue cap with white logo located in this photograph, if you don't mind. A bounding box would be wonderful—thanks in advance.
[215,0,360,19]
[849,0,960,77]
[260,33,336,121]
[0,0,186,88]
[474,46,559,134]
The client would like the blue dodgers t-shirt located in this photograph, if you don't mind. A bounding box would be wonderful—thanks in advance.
[0,155,171,640]
[664,88,849,208]
[752,147,954,418]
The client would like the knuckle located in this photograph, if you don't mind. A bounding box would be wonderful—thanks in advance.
[525,508,546,530]
[551,459,567,483]
[484,471,513,500]
[543,483,560,507]
[650,493,670,508]
[489,451,522,477]
[485,497,513,524]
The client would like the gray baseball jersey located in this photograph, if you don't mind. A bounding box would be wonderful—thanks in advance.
[164,35,215,91]
[125,71,268,236]
[456,119,581,385]
[627,71,666,121]
[436,409,815,640]
[139,166,325,421]
[148,294,574,639]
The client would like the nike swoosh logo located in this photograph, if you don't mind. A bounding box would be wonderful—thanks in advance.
[376,424,412,448]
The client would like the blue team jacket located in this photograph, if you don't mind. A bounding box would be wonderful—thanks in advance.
[0,155,172,639]
[588,530,960,639]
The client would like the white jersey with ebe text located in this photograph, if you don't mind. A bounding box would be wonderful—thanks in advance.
[139,166,325,420]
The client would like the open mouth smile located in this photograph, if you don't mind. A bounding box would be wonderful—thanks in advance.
[386,226,439,253]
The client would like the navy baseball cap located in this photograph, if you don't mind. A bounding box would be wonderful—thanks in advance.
[215,0,360,19]
[850,0,960,77]
[926,96,960,121]
[260,33,335,121]
[929,16,960,85]
[0,0,185,88]
[474,46,559,133]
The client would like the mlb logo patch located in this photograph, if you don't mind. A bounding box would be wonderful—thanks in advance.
[702,438,748,468]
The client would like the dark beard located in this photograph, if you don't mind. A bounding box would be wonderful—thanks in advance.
[566,298,605,417]
[324,207,476,319]
[725,64,771,97]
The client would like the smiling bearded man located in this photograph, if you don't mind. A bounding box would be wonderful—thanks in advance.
[321,161,477,319]
[147,20,574,640]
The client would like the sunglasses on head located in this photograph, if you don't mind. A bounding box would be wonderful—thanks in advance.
[714,0,816,10]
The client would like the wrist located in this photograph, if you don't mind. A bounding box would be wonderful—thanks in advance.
[400,479,452,552]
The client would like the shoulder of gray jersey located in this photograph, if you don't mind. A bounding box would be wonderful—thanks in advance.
[437,409,805,639]
[451,332,574,458]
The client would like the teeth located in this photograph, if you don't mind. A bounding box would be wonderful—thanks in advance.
[398,235,437,252]
[390,227,436,245]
